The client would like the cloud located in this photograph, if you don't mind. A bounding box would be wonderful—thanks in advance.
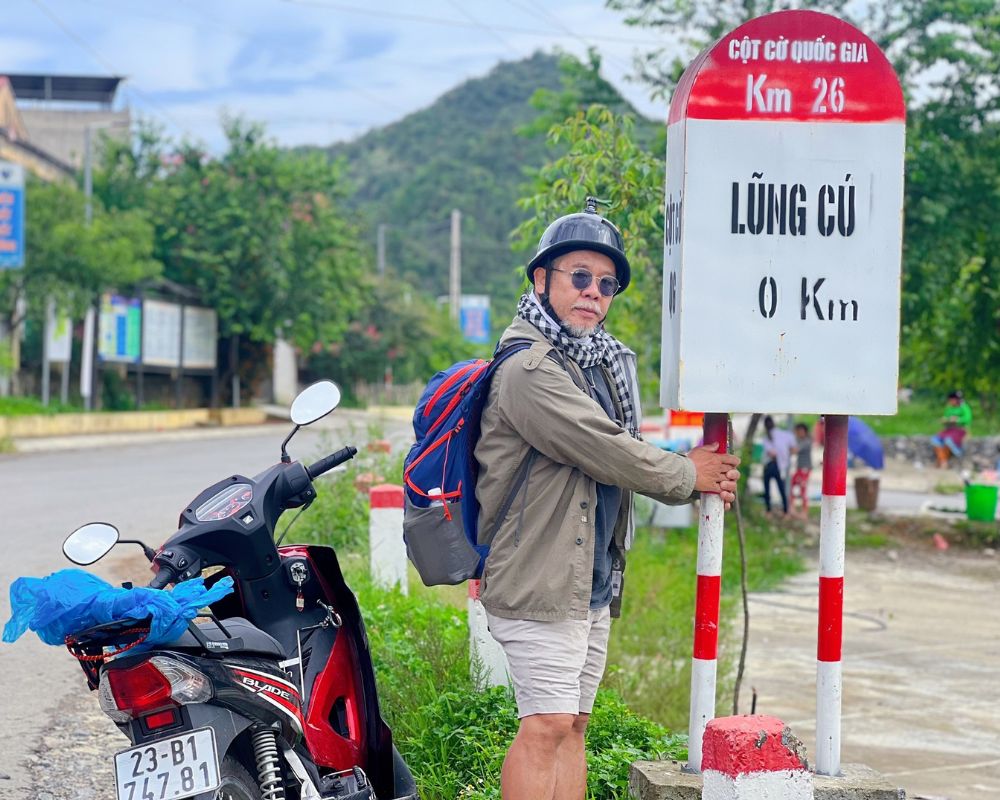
[12,0,672,149]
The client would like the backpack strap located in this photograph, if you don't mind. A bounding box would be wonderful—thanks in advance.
[495,337,589,393]
[479,337,585,547]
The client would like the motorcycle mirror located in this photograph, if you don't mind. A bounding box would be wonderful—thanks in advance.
[289,380,342,426]
[63,522,120,565]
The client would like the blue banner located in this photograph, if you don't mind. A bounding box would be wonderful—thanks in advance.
[0,162,25,269]
[460,295,491,344]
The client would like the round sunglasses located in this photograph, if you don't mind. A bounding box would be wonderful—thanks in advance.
[550,267,621,297]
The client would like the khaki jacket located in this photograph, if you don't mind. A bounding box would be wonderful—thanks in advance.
[474,318,697,621]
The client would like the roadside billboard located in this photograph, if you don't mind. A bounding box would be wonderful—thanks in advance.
[98,294,141,363]
[0,162,25,269]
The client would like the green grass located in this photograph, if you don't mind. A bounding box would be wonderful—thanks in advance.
[951,519,1000,548]
[605,510,803,729]
[0,396,82,416]
[792,394,999,438]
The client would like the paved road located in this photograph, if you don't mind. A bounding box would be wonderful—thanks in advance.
[743,547,1000,800]
[0,413,411,798]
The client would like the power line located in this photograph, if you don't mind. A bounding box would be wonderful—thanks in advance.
[444,0,523,54]
[28,0,191,138]
[502,0,635,75]
[277,0,667,45]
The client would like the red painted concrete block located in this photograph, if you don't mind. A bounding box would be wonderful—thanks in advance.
[703,715,808,778]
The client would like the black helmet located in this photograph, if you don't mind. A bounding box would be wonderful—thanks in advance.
[526,197,631,293]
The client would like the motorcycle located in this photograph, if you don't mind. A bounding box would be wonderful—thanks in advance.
[58,381,418,800]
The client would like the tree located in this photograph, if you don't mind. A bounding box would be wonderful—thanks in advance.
[0,176,160,350]
[606,0,854,98]
[304,276,468,403]
[153,118,365,400]
[514,103,665,402]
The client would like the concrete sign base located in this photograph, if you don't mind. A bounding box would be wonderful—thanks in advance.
[629,761,904,800]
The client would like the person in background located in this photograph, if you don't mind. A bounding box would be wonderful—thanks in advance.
[761,415,796,515]
[790,422,812,518]
[930,391,972,468]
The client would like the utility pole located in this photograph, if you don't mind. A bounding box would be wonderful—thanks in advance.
[82,125,96,410]
[449,209,461,321]
[81,119,128,411]
[41,298,52,406]
[377,223,387,277]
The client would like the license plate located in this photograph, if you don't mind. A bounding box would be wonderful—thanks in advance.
[114,727,221,800]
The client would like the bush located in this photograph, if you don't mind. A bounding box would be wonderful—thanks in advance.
[584,690,686,799]
[388,681,684,800]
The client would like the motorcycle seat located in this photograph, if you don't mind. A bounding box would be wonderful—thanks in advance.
[169,617,286,659]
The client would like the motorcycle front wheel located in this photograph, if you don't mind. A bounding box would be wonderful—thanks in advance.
[213,756,262,800]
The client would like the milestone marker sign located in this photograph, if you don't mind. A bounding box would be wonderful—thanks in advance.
[660,10,906,414]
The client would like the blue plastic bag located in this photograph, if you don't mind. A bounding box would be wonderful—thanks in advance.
[3,569,234,649]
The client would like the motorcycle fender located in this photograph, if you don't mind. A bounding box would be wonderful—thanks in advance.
[184,704,254,800]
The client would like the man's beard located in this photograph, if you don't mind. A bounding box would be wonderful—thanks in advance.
[564,320,598,338]
[564,302,602,338]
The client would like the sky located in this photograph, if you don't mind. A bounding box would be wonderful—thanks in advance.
[5,0,674,152]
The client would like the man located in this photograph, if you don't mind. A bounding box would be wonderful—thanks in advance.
[761,415,796,515]
[474,199,740,800]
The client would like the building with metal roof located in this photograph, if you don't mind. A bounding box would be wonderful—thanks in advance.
[0,72,130,180]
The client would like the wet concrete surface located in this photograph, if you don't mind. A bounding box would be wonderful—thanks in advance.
[742,546,1000,800]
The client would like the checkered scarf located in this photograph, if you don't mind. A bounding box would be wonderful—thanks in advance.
[517,290,641,439]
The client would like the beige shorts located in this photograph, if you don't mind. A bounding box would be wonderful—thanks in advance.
[485,606,612,718]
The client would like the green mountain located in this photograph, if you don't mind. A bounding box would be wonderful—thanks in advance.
[324,51,658,324]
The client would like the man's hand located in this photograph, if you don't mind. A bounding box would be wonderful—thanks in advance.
[688,442,741,510]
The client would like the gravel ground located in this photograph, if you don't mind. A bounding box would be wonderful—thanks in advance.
[16,694,125,800]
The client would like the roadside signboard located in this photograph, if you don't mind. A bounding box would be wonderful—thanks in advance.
[142,298,181,367]
[460,294,491,344]
[0,162,25,269]
[182,306,218,369]
[46,304,72,364]
[142,299,218,369]
[98,294,141,363]
[660,10,906,415]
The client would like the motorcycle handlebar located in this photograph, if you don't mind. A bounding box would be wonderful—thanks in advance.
[148,565,175,590]
[306,446,358,480]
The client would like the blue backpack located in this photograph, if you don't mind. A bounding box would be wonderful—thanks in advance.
[402,341,552,586]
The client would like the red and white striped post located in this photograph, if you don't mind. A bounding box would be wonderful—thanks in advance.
[687,411,729,773]
[369,484,408,595]
[467,579,510,689]
[816,414,847,775]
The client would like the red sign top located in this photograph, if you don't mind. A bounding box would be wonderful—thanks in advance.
[668,10,905,125]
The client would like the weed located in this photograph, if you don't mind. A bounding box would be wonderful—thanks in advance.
[951,519,1000,548]
[605,509,803,728]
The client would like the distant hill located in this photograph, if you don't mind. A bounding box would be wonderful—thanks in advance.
[323,51,658,323]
